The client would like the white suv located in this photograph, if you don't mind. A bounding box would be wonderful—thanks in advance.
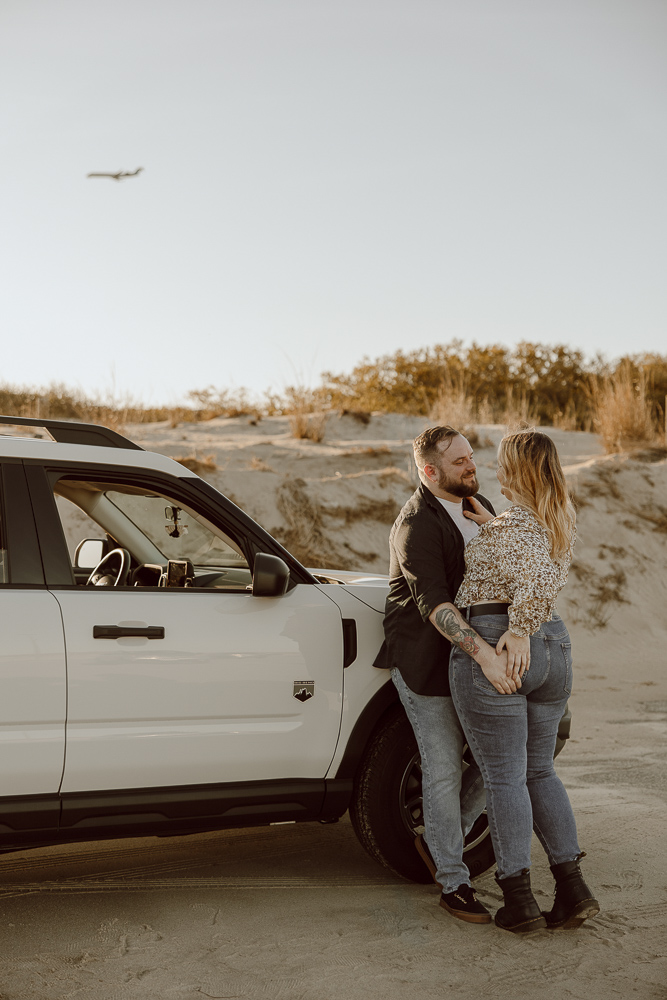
[0,414,523,882]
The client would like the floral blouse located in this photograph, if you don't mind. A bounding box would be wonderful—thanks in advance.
[455,505,575,637]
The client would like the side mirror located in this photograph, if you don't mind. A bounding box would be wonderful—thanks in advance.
[74,538,106,569]
[252,552,290,597]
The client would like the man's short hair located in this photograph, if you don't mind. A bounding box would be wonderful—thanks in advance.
[413,425,460,471]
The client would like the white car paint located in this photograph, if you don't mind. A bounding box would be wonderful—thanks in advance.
[0,426,394,807]
[55,585,346,791]
[0,436,196,478]
[313,585,391,779]
[308,569,390,614]
[0,592,67,794]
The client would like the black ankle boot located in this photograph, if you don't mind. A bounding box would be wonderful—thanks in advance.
[543,859,600,929]
[494,871,547,933]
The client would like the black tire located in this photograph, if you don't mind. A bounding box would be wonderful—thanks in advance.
[349,707,495,884]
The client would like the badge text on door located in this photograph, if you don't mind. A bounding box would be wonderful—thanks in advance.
[293,681,315,702]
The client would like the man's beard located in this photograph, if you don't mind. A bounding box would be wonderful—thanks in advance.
[436,469,479,498]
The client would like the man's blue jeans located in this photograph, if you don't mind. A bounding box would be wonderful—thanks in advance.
[450,613,581,880]
[391,668,487,893]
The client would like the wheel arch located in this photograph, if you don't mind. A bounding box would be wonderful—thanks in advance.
[333,679,404,781]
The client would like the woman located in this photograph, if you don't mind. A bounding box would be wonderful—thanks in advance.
[449,429,599,933]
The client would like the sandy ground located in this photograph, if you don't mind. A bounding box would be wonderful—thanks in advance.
[1,416,666,999]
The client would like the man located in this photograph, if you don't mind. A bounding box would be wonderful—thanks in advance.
[378,425,507,924]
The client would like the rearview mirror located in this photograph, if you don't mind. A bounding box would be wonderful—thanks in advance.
[252,552,290,597]
[74,538,105,569]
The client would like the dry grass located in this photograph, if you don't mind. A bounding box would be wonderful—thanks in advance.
[288,410,328,442]
[187,386,261,421]
[282,387,329,442]
[580,460,667,533]
[275,478,350,569]
[340,445,393,459]
[2,344,665,449]
[569,487,592,511]
[172,453,218,474]
[590,365,658,453]
[580,465,623,501]
[628,501,667,533]
[168,407,203,429]
[551,399,581,431]
[347,546,379,562]
[0,382,176,430]
[324,497,401,525]
[598,544,628,560]
[428,380,484,451]
[0,382,268,435]
[501,388,538,430]
[429,373,477,430]
[631,446,667,463]
[569,559,629,628]
[247,455,274,472]
[2,342,666,443]
[377,465,415,484]
[338,408,372,425]
[359,445,392,456]
[428,376,508,446]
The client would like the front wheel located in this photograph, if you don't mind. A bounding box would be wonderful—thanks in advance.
[349,708,495,884]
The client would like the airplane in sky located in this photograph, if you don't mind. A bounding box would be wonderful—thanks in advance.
[86,167,144,181]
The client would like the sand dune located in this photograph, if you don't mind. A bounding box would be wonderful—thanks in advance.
[128,414,606,571]
[2,416,666,998]
[129,412,667,718]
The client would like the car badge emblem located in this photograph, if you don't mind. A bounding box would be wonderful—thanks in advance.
[293,681,315,702]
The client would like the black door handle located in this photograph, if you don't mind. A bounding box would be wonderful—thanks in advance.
[93,625,165,639]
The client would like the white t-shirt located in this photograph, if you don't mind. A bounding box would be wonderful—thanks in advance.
[436,496,480,546]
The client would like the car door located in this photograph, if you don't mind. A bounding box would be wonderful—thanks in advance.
[35,465,345,794]
[0,463,66,803]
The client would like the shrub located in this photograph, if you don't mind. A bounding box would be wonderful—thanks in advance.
[279,387,329,442]
[172,453,218,474]
[590,363,658,452]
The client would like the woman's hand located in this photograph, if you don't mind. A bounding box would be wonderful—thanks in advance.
[479,647,520,694]
[463,496,495,525]
[496,630,530,682]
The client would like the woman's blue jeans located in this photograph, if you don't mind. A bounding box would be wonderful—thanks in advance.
[450,614,581,880]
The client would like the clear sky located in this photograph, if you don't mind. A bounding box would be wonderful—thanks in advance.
[1,0,665,405]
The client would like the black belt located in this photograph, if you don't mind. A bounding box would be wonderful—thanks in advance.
[464,602,510,618]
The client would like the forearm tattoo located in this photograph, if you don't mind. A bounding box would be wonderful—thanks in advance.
[434,607,480,656]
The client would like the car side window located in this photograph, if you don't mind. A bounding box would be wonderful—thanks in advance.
[52,475,252,591]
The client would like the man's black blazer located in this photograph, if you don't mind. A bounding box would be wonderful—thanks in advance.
[375,483,495,697]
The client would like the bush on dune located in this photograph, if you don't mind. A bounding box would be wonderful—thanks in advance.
[589,363,657,453]
[1,342,665,454]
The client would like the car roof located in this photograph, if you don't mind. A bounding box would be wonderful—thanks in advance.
[0,434,198,478]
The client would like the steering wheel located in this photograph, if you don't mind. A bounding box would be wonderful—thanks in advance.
[86,548,131,587]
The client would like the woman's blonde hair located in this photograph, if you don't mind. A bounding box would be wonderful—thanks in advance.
[498,429,575,560]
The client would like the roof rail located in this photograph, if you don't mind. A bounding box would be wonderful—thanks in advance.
[0,415,144,450]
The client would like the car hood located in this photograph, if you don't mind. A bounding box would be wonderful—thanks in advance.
[308,567,389,614]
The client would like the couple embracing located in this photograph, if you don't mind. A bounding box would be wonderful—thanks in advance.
[379,425,599,933]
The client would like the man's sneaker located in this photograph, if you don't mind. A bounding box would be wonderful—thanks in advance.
[414,833,441,887]
[440,884,492,924]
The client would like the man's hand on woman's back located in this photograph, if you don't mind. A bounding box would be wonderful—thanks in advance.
[430,602,519,694]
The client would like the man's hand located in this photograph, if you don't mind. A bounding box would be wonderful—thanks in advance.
[429,603,520,694]
[479,646,519,694]
[496,630,530,683]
